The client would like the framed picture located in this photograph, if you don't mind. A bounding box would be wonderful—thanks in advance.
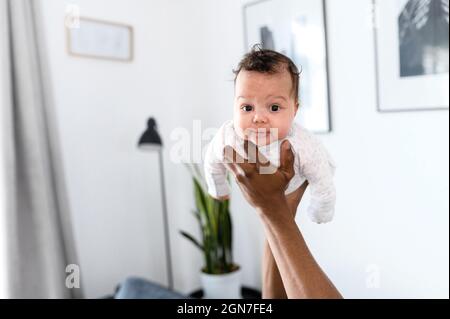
[66,17,133,62]
[373,0,449,112]
[243,0,332,133]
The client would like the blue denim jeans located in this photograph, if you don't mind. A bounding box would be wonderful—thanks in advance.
[114,277,187,299]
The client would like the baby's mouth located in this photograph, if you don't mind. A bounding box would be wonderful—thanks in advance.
[247,130,269,137]
[248,128,276,135]
[246,129,278,144]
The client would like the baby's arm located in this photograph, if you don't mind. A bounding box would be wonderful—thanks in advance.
[299,135,336,224]
[204,131,231,201]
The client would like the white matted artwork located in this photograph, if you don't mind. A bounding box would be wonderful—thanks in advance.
[66,17,133,62]
[373,0,449,112]
[244,0,332,133]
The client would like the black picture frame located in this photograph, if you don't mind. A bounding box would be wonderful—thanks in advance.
[243,0,333,133]
[372,0,449,113]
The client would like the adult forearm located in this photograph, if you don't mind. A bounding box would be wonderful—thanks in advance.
[262,240,287,298]
[262,183,307,299]
[259,202,342,299]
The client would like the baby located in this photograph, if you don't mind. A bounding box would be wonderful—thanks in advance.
[204,47,336,224]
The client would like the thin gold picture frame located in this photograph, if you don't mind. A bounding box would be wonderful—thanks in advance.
[66,17,134,63]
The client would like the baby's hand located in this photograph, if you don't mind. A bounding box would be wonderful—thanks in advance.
[211,195,230,202]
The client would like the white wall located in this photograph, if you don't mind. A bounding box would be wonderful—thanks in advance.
[38,0,216,298]
[38,0,448,299]
[304,0,449,298]
[198,0,449,298]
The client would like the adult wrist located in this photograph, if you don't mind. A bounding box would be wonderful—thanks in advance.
[256,197,291,220]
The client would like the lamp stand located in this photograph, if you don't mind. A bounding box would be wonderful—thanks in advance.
[158,149,173,290]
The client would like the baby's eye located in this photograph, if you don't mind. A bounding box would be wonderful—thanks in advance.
[270,104,281,112]
[241,105,253,112]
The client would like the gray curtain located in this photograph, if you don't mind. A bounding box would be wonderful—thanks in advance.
[0,0,82,298]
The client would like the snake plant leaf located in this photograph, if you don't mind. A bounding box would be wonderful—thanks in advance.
[181,163,235,275]
[179,230,204,251]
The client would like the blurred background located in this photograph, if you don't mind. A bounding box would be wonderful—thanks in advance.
[0,0,448,299]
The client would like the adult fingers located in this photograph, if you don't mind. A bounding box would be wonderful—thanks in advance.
[224,145,253,176]
[279,140,295,179]
[224,162,238,178]
[243,139,270,168]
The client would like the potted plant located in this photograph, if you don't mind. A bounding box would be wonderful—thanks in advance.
[180,163,241,299]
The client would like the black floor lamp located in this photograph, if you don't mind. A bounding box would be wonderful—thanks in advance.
[137,117,173,290]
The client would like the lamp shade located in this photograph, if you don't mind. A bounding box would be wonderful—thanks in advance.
[136,116,173,288]
[138,117,163,151]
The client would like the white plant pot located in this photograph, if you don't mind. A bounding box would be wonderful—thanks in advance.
[200,267,242,299]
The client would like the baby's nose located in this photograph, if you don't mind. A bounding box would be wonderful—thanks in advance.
[253,112,268,124]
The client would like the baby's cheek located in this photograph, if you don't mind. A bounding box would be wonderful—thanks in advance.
[271,115,294,139]
[271,126,290,141]
[278,127,289,139]
[233,117,247,139]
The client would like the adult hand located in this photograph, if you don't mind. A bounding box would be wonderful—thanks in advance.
[224,139,342,299]
[223,139,296,214]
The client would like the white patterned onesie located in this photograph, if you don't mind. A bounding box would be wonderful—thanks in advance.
[204,120,336,224]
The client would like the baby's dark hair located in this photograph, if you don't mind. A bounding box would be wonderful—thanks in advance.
[233,44,301,102]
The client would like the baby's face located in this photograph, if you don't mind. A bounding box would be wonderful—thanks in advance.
[233,69,298,146]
